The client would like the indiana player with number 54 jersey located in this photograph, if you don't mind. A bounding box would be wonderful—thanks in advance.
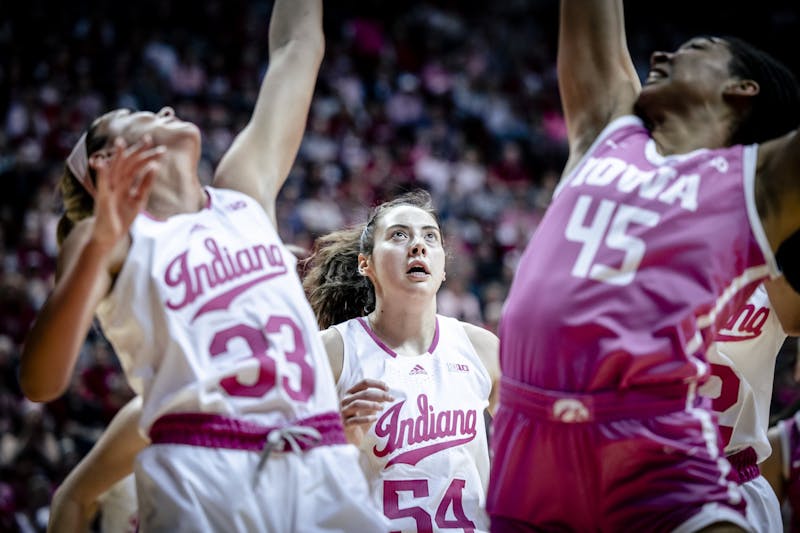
[304,191,501,533]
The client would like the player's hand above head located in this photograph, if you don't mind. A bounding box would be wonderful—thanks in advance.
[89,136,165,252]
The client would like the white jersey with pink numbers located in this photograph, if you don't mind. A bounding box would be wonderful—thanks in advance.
[96,186,340,432]
[500,115,778,393]
[701,284,787,461]
[333,315,492,533]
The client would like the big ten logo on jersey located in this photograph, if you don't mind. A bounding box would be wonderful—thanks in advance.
[226,199,247,211]
[446,363,469,373]
[716,303,769,342]
[163,237,288,319]
[563,155,703,287]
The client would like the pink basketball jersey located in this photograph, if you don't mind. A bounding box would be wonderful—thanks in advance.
[500,116,777,392]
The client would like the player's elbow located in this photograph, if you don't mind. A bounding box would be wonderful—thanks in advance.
[18,359,68,403]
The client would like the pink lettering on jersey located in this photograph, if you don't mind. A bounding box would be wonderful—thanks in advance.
[373,394,477,467]
[716,303,769,342]
[164,237,288,318]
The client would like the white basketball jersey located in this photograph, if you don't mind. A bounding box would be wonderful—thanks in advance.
[700,284,786,461]
[333,315,491,533]
[96,187,340,432]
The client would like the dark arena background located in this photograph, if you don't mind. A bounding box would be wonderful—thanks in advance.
[1,1,798,530]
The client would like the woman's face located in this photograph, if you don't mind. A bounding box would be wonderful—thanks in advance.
[93,106,200,153]
[361,205,446,301]
[638,36,737,117]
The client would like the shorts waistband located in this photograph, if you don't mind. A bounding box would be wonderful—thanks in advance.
[499,376,699,423]
[149,411,347,452]
[727,446,759,484]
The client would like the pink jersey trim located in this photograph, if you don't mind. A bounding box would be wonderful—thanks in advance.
[148,411,346,452]
[726,446,758,484]
[499,376,700,423]
[356,316,440,358]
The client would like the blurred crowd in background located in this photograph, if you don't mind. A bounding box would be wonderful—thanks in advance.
[1,1,798,530]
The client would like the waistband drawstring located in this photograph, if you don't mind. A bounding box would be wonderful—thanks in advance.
[253,425,322,488]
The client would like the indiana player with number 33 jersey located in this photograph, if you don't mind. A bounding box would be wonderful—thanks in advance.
[19,2,387,531]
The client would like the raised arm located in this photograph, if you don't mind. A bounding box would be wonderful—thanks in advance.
[48,396,148,532]
[558,0,641,174]
[214,0,324,223]
[20,139,162,402]
[764,276,800,336]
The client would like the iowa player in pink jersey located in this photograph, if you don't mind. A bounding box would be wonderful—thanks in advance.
[303,190,501,533]
[701,277,800,532]
[488,1,800,532]
[17,1,387,531]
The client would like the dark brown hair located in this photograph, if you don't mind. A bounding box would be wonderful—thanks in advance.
[303,189,440,329]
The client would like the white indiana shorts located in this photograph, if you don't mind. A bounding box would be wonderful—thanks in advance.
[134,443,387,532]
[741,475,782,533]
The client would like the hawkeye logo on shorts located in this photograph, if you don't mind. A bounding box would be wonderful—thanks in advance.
[552,399,590,423]
[373,394,477,467]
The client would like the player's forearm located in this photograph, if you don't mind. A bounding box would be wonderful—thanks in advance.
[269,0,324,56]
[20,239,113,402]
[48,489,97,533]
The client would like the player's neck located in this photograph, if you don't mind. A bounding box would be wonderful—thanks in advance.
[649,109,731,155]
[367,300,437,356]
[146,175,206,219]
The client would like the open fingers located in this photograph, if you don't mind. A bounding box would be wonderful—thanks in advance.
[341,387,394,406]
[130,161,158,207]
[91,136,165,195]
[345,378,392,396]
[344,415,378,427]
[340,398,386,416]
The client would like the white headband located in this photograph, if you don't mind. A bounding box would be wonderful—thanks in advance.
[66,132,96,197]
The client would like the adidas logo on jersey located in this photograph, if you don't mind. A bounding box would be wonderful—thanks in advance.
[409,364,427,375]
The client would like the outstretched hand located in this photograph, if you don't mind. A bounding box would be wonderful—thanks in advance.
[340,378,394,446]
[89,136,165,251]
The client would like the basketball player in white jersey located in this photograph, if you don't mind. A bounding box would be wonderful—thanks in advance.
[45,247,315,532]
[303,190,501,533]
[18,1,386,530]
[700,276,800,532]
